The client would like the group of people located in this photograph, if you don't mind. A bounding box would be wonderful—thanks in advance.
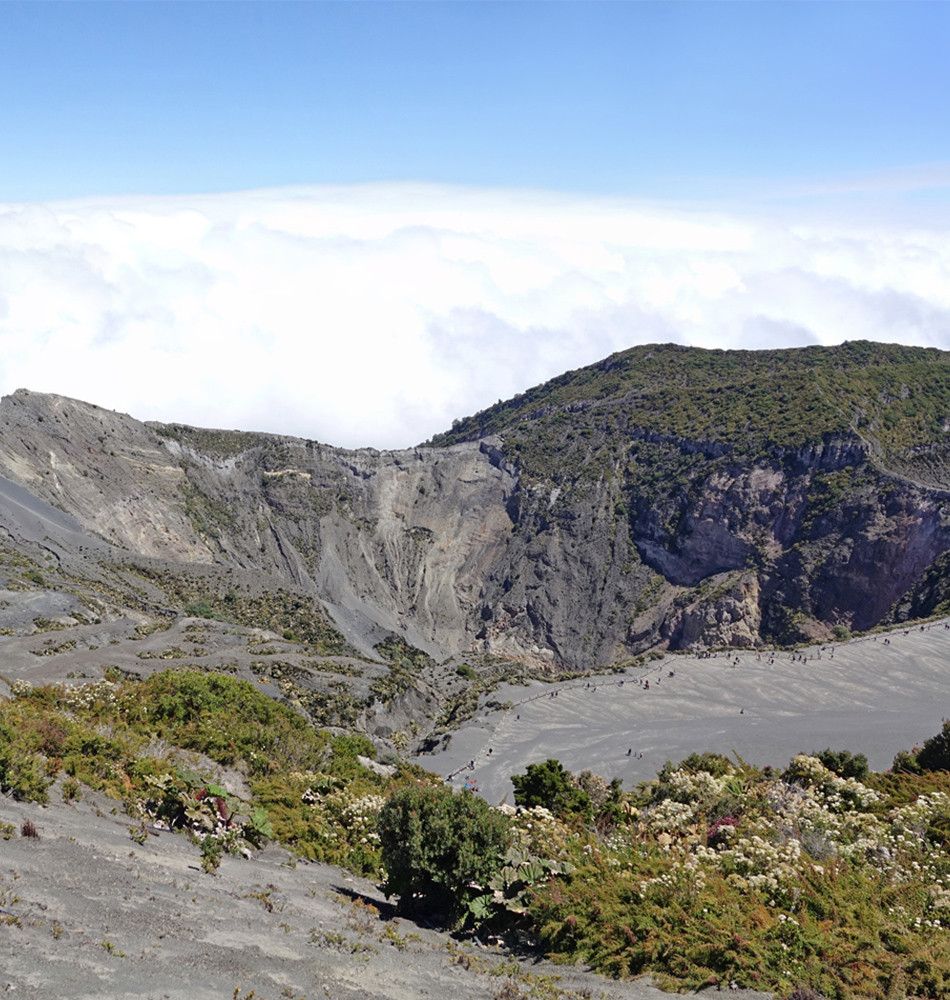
[445,617,950,792]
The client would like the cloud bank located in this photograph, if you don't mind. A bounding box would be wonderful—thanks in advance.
[1,183,949,449]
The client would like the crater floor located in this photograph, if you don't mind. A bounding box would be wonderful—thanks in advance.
[414,619,950,804]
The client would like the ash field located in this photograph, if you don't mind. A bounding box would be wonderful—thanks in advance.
[415,622,950,806]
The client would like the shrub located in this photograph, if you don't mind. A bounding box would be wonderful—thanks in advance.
[658,751,735,781]
[892,747,923,774]
[812,747,869,781]
[330,733,376,761]
[916,719,950,773]
[199,834,223,874]
[184,599,215,619]
[377,784,513,922]
[511,759,591,820]
[137,670,327,773]
[831,624,851,641]
[0,717,53,803]
[62,776,81,803]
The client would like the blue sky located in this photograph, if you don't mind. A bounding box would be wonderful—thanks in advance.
[1,3,950,448]
[3,2,950,203]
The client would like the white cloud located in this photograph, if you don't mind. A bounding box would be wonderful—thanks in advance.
[0,183,948,449]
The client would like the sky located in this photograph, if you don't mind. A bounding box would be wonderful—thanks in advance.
[1,2,950,449]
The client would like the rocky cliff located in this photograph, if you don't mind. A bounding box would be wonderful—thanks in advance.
[1,341,950,675]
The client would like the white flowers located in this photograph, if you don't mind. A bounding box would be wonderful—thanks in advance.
[667,768,730,805]
[64,679,119,711]
[10,677,120,711]
[341,793,387,833]
[784,754,881,810]
[892,792,950,842]
[643,798,696,833]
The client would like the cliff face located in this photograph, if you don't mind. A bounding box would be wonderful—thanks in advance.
[0,390,519,661]
[2,341,950,669]
[466,433,950,661]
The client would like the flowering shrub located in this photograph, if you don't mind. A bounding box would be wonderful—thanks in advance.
[527,748,950,998]
[643,796,698,835]
[666,766,731,805]
[9,679,35,699]
[250,774,394,874]
[783,753,881,810]
[501,803,572,859]
[61,679,119,713]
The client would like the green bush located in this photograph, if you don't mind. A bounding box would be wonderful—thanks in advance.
[831,624,852,641]
[892,720,950,775]
[916,719,950,773]
[0,670,404,878]
[892,747,923,775]
[138,670,327,773]
[657,751,735,781]
[377,784,513,923]
[0,747,52,802]
[184,599,215,619]
[511,759,591,820]
[330,732,375,761]
[813,747,869,780]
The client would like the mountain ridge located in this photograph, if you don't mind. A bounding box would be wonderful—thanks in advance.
[5,344,950,1000]
[0,341,949,699]
[428,340,950,465]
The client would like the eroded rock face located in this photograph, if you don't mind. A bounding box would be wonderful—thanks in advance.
[0,390,522,661]
[2,387,950,669]
[668,572,762,649]
[0,390,212,562]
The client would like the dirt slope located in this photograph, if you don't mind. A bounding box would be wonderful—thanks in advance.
[0,788,758,1000]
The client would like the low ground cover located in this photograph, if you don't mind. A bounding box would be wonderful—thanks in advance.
[0,670,410,874]
[379,744,950,1000]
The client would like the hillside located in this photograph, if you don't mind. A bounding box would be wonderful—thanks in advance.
[6,341,950,998]
[428,341,950,649]
[429,341,950,471]
[0,342,949,747]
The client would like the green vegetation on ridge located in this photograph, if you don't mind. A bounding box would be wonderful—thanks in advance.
[428,342,950,471]
[0,670,413,873]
